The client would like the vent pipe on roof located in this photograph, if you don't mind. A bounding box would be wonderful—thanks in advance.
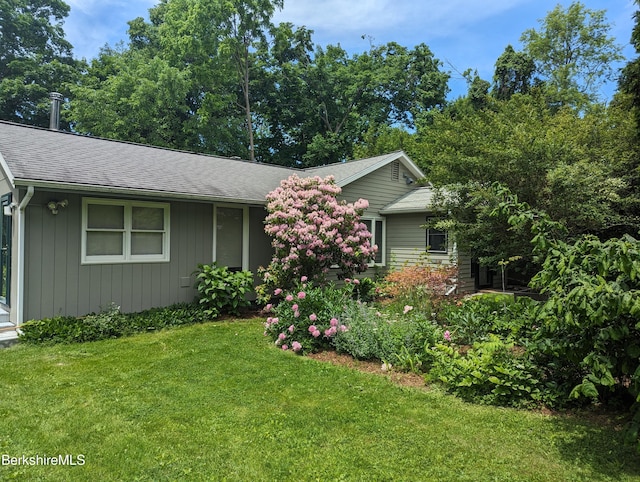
[49,92,63,131]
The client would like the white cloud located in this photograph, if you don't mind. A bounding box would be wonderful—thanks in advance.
[275,0,530,40]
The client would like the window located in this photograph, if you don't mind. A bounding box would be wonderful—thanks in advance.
[213,205,248,271]
[362,218,385,265]
[426,217,447,253]
[82,198,170,264]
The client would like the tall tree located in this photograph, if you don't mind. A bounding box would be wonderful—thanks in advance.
[0,0,81,127]
[255,41,448,166]
[492,45,535,100]
[620,0,640,132]
[418,94,636,277]
[69,47,194,150]
[217,0,284,162]
[521,1,623,108]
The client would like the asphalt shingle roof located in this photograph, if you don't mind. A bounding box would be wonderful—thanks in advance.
[0,121,295,203]
[380,187,437,214]
[0,121,421,204]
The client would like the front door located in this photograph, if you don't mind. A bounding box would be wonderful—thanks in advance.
[0,194,12,305]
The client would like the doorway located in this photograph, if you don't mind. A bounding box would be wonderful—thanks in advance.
[0,194,12,306]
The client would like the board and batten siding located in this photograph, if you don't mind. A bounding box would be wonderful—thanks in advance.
[23,191,214,321]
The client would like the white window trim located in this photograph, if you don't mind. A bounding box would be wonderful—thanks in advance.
[213,204,249,271]
[362,216,386,266]
[81,198,170,264]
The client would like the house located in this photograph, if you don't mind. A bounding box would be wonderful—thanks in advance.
[0,120,485,326]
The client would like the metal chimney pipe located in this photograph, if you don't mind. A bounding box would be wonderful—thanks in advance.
[49,92,63,130]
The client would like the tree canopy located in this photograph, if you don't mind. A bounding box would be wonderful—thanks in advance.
[0,0,82,127]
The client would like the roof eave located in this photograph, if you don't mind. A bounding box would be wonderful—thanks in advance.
[12,179,268,205]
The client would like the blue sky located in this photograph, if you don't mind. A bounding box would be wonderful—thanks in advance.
[63,0,637,101]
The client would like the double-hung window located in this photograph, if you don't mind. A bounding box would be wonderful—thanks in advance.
[362,218,385,265]
[82,198,170,264]
[426,217,448,253]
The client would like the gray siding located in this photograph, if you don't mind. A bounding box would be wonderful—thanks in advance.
[248,205,272,287]
[23,191,215,320]
[340,162,414,216]
[385,213,454,269]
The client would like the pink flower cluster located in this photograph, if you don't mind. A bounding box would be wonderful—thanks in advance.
[263,174,377,284]
[264,277,350,354]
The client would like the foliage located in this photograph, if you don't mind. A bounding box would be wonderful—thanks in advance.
[529,234,640,403]
[379,257,457,309]
[69,48,193,148]
[195,263,253,317]
[259,40,448,166]
[520,1,624,109]
[260,174,375,292]
[421,96,635,277]
[492,45,535,100]
[332,301,442,368]
[425,335,546,408]
[18,302,209,344]
[0,0,82,127]
[263,278,351,353]
[216,0,284,161]
[496,184,640,441]
[438,294,539,346]
[620,0,640,132]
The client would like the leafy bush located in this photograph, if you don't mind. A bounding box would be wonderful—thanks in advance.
[263,278,351,354]
[195,263,253,317]
[438,294,539,345]
[378,259,457,314]
[530,234,640,405]
[333,301,442,367]
[425,335,547,408]
[19,302,209,345]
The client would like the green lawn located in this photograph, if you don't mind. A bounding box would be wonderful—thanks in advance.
[1,320,639,481]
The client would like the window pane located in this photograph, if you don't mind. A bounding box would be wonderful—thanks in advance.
[428,231,447,252]
[132,206,164,230]
[132,232,163,255]
[87,204,124,229]
[216,207,243,269]
[374,220,383,264]
[86,232,123,256]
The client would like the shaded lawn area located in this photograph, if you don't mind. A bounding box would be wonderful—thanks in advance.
[0,320,639,481]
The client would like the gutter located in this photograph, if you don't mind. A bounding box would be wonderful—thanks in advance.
[16,185,34,325]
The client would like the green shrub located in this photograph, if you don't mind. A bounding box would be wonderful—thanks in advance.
[332,301,443,368]
[195,263,253,317]
[18,315,87,344]
[425,335,547,408]
[19,302,209,345]
[264,278,350,354]
[439,295,539,346]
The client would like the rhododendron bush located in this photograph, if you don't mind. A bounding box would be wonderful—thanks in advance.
[260,174,376,294]
[263,278,351,354]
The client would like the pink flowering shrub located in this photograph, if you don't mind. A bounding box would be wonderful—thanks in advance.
[263,278,351,354]
[259,174,376,296]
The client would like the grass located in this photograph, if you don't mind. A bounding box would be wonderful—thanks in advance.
[0,320,639,481]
